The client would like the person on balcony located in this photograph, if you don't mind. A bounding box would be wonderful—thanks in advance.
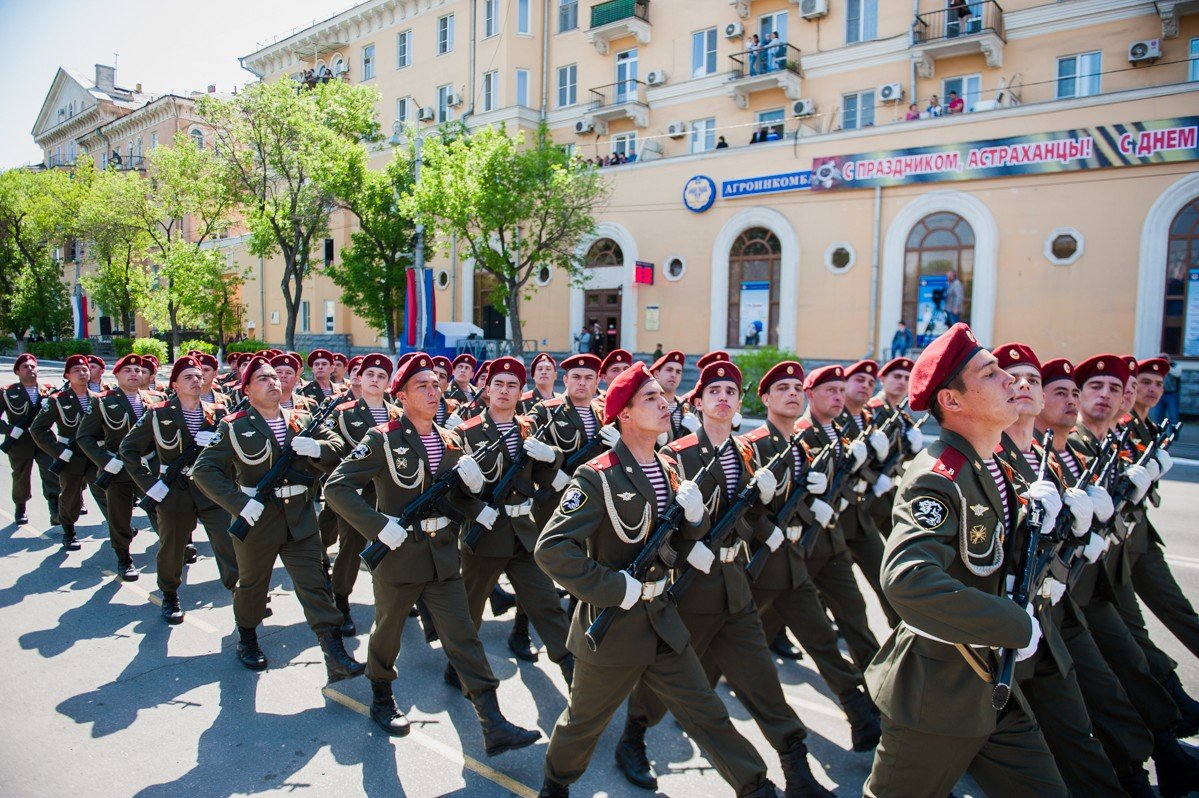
[765,31,784,72]
[947,0,974,37]
[747,34,762,76]
[947,90,965,114]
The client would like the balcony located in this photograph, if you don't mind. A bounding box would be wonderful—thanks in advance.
[910,1,1005,77]
[586,0,650,55]
[109,154,146,172]
[727,43,803,109]
[588,80,648,127]
[1158,0,1199,38]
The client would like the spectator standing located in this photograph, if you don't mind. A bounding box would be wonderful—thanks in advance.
[1151,355,1183,424]
[943,270,965,325]
[747,34,761,75]
[766,31,783,72]
[575,326,591,355]
[926,94,944,117]
[947,0,973,36]
[905,103,921,121]
[891,321,914,357]
[590,322,604,357]
[652,344,664,361]
[946,90,965,114]
[715,136,729,149]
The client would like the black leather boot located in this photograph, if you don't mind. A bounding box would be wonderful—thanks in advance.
[14,503,27,525]
[469,688,540,756]
[237,626,268,671]
[841,690,881,752]
[61,525,80,551]
[1117,768,1156,798]
[335,593,356,636]
[116,554,138,581]
[1154,728,1199,798]
[779,739,835,797]
[369,679,410,736]
[538,777,569,798]
[1164,672,1199,738]
[161,591,184,625]
[508,610,538,662]
[615,718,657,789]
[184,543,198,564]
[489,584,516,616]
[318,629,365,683]
[738,780,781,797]
[770,629,804,660]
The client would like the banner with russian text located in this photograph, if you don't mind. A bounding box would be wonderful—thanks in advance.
[809,116,1199,192]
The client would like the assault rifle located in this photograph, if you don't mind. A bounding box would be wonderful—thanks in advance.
[742,432,812,582]
[847,398,913,500]
[1059,428,1127,586]
[1,381,65,454]
[1110,421,1181,520]
[137,396,250,513]
[792,421,851,555]
[532,409,608,505]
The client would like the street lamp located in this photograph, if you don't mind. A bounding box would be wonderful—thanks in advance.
[392,118,430,351]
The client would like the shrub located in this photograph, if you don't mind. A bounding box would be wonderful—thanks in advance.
[181,339,216,355]
[132,337,169,365]
[225,339,270,354]
[733,346,802,417]
[27,340,95,360]
[113,337,135,356]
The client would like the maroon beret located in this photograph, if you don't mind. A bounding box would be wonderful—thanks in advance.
[113,354,145,374]
[908,324,984,412]
[12,353,36,373]
[690,361,742,404]
[270,353,302,373]
[63,354,89,377]
[880,357,915,377]
[649,350,685,373]
[696,351,731,370]
[1040,358,1076,386]
[1074,354,1129,387]
[332,352,348,365]
[360,352,394,377]
[603,361,654,425]
[393,352,434,391]
[531,352,557,372]
[600,349,633,373]
[561,353,601,373]
[1138,357,1170,376]
[431,355,453,375]
[992,342,1041,374]
[844,359,879,380]
[169,356,202,385]
[486,356,526,385]
[804,364,846,391]
[194,353,219,371]
[87,355,105,368]
[306,348,334,367]
[1123,355,1139,378]
[451,354,477,371]
[240,356,271,391]
[758,361,805,396]
[347,355,364,375]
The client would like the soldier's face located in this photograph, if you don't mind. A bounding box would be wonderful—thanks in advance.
[398,372,440,419]
[360,366,389,399]
[275,367,297,393]
[311,359,331,380]
[88,363,102,383]
[846,373,875,404]
[433,367,450,390]
[762,378,804,418]
[1007,364,1044,419]
[201,365,216,389]
[619,379,671,435]
[805,381,845,422]
[603,363,630,386]
[332,362,346,380]
[246,366,282,405]
[16,362,37,382]
[488,374,521,411]
[348,366,362,389]
[565,369,597,403]
[533,362,556,388]
[1121,379,1136,415]
[116,365,142,393]
[66,365,89,388]
[1136,374,1164,408]
[1040,382,1079,428]
[882,370,909,402]
[1080,377,1123,425]
[454,363,474,384]
[174,368,203,399]
[951,351,1018,429]
[699,382,740,423]
[656,362,682,393]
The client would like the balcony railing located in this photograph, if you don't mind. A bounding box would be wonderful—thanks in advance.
[728,42,801,79]
[589,80,648,111]
[109,154,146,171]
[913,1,1005,45]
[590,0,649,28]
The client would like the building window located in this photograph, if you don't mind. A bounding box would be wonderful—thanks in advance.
[301,301,311,333]
[324,300,335,333]
[397,30,412,68]
[1162,198,1199,355]
[362,44,376,80]
[727,228,782,347]
[612,132,637,160]
[149,132,157,150]
[68,141,77,162]
[438,14,455,54]
[825,242,856,273]
[586,238,623,268]
[846,0,878,44]
[756,108,785,140]
[942,74,981,113]
[1044,227,1084,266]
[396,96,411,125]
[484,0,498,38]
[1189,38,1199,82]
[689,118,716,153]
[482,71,498,111]
[557,64,577,107]
[437,85,453,122]
[559,0,578,32]
[664,256,686,281]
[1056,51,1101,99]
[516,69,530,107]
[903,212,975,346]
[517,0,531,34]
[691,28,717,77]
[189,128,204,148]
[842,90,875,130]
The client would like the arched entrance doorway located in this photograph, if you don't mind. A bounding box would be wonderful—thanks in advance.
[903,212,975,346]
[727,227,781,347]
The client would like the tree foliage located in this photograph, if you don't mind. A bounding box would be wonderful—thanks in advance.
[77,168,152,335]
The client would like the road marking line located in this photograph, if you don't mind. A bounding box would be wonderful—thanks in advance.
[322,685,538,798]
[1165,555,1199,570]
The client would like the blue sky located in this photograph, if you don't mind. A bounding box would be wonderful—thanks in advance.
[1,0,348,168]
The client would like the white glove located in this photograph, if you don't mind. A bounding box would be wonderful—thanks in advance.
[685,541,715,573]
[8,427,23,440]
[764,525,784,552]
[551,469,570,491]
[838,496,850,512]
[1082,532,1106,564]
[869,429,889,461]
[456,455,484,494]
[675,479,704,524]
[680,414,700,433]
[103,457,124,474]
[445,412,464,430]
[812,498,835,528]
[194,430,216,447]
[599,424,621,448]
[146,480,170,502]
[522,436,555,463]
[1086,485,1114,523]
[1046,577,1067,606]
[58,448,73,463]
[1155,448,1174,477]
[732,412,743,428]
[1025,480,1062,536]
[476,505,500,529]
[619,570,641,610]
[378,517,409,549]
[754,467,777,505]
[785,525,802,543]
[805,470,827,495]
[872,474,893,497]
[291,436,321,457]
[1015,603,1042,662]
[1145,458,1161,482]
[239,498,265,526]
[849,439,868,471]
[1125,464,1152,503]
[905,425,924,451]
[1062,487,1094,538]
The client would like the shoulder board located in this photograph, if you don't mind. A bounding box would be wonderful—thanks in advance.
[149,400,169,410]
[666,433,700,453]
[931,446,968,481]
[54,390,71,399]
[459,414,485,432]
[380,418,404,433]
[4,383,17,391]
[587,451,620,471]
[444,397,461,411]
[740,425,771,444]
[520,390,534,401]
[795,418,813,431]
[102,388,119,396]
[336,399,358,411]
[659,452,677,467]
[866,396,886,409]
[1118,412,1133,426]
[542,397,566,408]
[225,411,248,422]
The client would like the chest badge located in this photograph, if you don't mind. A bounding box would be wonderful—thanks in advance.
[970,503,988,517]
[351,420,364,427]
[241,430,256,438]
[617,491,636,501]
[969,524,988,545]
[161,418,173,425]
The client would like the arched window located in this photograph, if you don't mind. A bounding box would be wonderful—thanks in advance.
[189,128,204,149]
[902,212,975,346]
[1162,198,1199,355]
[727,227,781,347]
[585,238,623,268]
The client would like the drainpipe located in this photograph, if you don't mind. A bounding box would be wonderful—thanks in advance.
[451,233,459,322]
[464,0,477,127]
[867,186,882,358]
[910,0,920,104]
[540,0,551,120]
[259,254,266,337]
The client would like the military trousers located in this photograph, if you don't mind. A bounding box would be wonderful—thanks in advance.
[544,640,769,791]
[103,474,138,557]
[627,605,807,753]
[865,703,1068,798]
[368,576,499,698]
[10,448,58,506]
[231,530,341,634]
[1128,541,1199,670]
[58,467,107,530]
[843,525,899,628]
[156,500,238,594]
[806,549,880,670]
[331,516,366,597]
[461,546,570,663]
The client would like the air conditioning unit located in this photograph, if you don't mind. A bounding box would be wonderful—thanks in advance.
[725,21,744,39]
[792,98,816,117]
[646,69,667,86]
[575,119,595,135]
[1128,39,1161,64]
[417,106,435,122]
[666,121,686,138]
[798,0,829,20]
[447,92,463,107]
[878,82,904,103]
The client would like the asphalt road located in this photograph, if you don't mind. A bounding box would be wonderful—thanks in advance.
[1,462,1198,798]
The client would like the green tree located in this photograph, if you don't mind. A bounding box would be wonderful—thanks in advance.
[77,168,152,335]
[412,123,609,353]
[198,79,380,350]
[192,250,248,355]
